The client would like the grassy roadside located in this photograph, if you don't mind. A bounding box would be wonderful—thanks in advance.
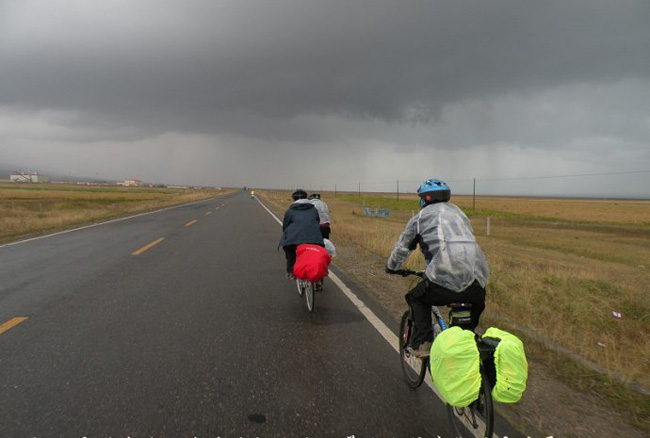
[0,182,235,244]
[342,194,650,225]
[333,192,650,388]
[259,189,650,435]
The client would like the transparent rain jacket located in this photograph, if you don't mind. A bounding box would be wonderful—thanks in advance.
[387,202,489,292]
[310,199,331,224]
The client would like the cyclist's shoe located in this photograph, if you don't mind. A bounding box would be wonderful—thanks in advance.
[286,273,296,280]
[409,341,432,358]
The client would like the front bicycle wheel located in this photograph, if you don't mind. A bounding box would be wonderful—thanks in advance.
[447,367,494,438]
[305,282,315,312]
[399,311,427,389]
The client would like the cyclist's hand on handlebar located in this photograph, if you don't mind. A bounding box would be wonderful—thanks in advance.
[386,266,416,277]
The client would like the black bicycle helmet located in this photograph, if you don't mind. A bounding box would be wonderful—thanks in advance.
[292,189,308,200]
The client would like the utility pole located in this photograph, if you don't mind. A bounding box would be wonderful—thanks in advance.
[335,184,337,197]
[397,179,400,200]
[473,178,476,212]
[358,182,361,197]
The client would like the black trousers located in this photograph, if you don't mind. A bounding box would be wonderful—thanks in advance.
[320,224,331,239]
[405,279,486,347]
[283,245,297,274]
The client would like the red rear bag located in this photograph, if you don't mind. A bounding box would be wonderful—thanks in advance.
[293,244,332,282]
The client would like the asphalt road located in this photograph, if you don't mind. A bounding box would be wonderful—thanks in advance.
[0,192,521,438]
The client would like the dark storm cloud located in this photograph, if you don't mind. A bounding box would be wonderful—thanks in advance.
[1,0,649,196]
[2,0,649,137]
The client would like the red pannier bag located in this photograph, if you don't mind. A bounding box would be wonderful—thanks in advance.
[293,244,332,282]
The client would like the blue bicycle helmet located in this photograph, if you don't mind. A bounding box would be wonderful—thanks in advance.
[417,179,451,208]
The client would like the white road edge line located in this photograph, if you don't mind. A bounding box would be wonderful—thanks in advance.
[0,197,220,249]
[255,195,498,438]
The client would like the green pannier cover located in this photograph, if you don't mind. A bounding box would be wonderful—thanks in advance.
[430,326,481,407]
[484,327,528,403]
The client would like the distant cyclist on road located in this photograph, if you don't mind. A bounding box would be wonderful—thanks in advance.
[279,189,324,278]
[308,193,332,239]
[385,179,489,358]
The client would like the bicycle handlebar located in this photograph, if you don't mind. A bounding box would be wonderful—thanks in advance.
[388,268,424,278]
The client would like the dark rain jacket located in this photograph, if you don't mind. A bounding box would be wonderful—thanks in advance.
[278,199,324,248]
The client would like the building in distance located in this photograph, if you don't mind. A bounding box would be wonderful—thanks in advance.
[121,178,143,187]
[10,172,49,183]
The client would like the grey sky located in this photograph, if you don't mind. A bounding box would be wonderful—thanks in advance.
[1,0,649,197]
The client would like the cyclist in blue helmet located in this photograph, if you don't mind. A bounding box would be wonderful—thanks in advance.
[386,178,489,357]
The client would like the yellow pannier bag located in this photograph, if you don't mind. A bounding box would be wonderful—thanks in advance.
[430,326,481,407]
[483,327,528,403]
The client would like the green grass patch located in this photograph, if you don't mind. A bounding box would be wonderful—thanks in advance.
[0,183,183,195]
[498,234,647,267]
[337,195,572,222]
[338,195,419,211]
[619,299,650,323]
[338,194,650,231]
[468,208,553,221]
[542,275,564,292]
[578,279,621,298]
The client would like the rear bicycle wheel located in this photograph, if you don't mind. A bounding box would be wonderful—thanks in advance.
[447,367,494,438]
[399,311,427,388]
[296,279,305,297]
[305,282,315,312]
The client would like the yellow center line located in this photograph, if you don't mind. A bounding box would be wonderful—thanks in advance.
[0,317,28,335]
[132,237,165,255]
[205,211,212,216]
[185,219,198,227]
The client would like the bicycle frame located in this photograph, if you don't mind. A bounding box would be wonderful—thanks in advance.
[431,305,448,332]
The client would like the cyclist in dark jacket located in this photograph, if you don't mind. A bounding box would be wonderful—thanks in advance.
[279,189,324,277]
[386,179,489,358]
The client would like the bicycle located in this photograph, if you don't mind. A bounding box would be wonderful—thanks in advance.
[393,269,495,438]
[296,277,316,312]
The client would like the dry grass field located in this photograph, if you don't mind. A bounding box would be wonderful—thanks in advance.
[259,189,650,433]
[0,182,233,244]
[341,192,650,388]
[2,183,647,433]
